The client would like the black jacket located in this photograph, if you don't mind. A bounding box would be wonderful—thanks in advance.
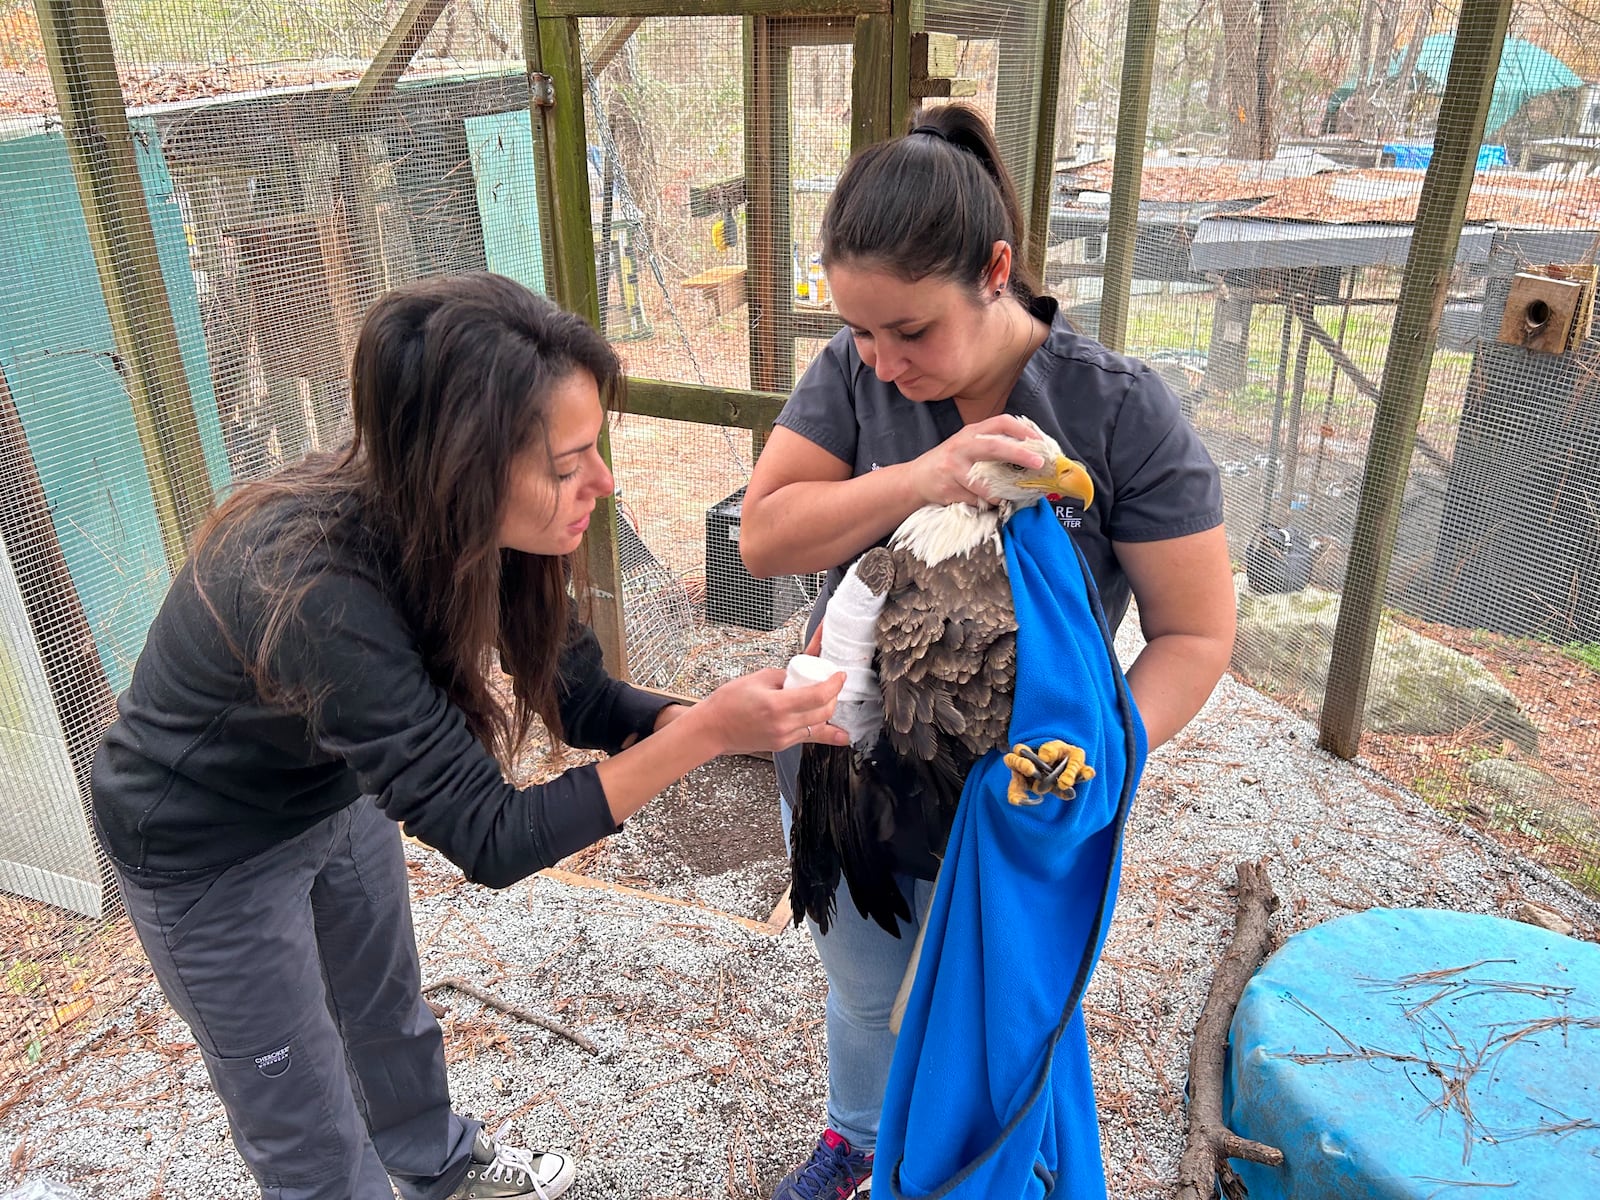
[90,497,670,889]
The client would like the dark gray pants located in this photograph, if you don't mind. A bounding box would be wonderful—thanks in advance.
[117,798,477,1200]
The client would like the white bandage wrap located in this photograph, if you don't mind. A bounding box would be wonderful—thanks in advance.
[782,558,886,746]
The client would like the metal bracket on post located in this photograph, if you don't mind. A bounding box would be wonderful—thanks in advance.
[529,72,556,107]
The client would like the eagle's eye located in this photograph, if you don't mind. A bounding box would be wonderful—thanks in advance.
[1005,462,1026,472]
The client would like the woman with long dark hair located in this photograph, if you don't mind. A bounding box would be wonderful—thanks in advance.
[90,272,848,1200]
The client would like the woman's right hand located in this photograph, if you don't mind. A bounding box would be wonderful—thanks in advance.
[912,414,1047,506]
[692,668,850,757]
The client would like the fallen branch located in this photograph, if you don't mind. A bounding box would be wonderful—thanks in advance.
[1174,858,1286,1200]
[423,977,599,1055]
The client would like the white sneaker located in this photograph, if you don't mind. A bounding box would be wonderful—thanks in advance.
[449,1131,576,1199]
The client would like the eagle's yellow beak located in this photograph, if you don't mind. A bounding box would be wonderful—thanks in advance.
[1049,457,1094,509]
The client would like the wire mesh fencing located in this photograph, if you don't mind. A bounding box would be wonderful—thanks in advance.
[4,0,1600,1112]
[1045,0,1600,897]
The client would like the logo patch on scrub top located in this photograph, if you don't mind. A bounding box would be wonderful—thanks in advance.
[1050,498,1084,531]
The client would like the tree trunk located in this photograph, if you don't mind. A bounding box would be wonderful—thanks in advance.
[1382,0,1438,143]
[1220,0,1284,159]
[1253,0,1284,158]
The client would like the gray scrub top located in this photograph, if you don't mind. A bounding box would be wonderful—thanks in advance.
[770,295,1223,832]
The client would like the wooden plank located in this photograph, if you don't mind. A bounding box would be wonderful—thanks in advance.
[1026,0,1070,282]
[909,31,958,80]
[682,265,748,317]
[908,76,977,98]
[351,0,452,111]
[525,6,629,678]
[625,378,786,430]
[891,0,919,137]
[1097,0,1159,354]
[852,13,895,155]
[744,16,795,393]
[36,0,213,568]
[765,885,793,932]
[543,0,887,15]
[1319,0,1514,760]
[589,16,645,74]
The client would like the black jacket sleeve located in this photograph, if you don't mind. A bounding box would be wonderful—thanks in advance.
[254,556,661,888]
[555,617,676,753]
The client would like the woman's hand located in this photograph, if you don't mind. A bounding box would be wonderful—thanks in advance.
[694,668,850,757]
[911,415,1047,506]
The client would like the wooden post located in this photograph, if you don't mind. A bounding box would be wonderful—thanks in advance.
[1025,0,1070,284]
[993,3,1049,241]
[890,0,919,136]
[1319,0,1512,759]
[524,2,629,678]
[1098,0,1159,353]
[851,12,895,155]
[743,15,792,395]
[36,0,214,568]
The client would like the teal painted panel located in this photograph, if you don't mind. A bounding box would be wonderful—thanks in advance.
[131,117,232,491]
[0,124,228,693]
[465,110,546,295]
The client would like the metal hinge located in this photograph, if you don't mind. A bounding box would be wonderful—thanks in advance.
[529,73,555,108]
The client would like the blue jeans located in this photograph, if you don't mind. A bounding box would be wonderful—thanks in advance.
[781,795,937,1153]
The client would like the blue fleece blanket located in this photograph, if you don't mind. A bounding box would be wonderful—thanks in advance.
[873,500,1148,1199]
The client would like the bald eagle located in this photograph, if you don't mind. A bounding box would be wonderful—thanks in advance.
[790,419,1098,936]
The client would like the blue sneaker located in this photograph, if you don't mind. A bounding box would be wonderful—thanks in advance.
[771,1129,873,1198]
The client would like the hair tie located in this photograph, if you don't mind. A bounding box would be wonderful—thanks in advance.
[909,125,949,142]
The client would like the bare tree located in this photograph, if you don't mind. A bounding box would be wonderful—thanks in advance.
[1219,0,1286,158]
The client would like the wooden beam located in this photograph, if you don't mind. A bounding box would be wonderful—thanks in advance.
[1026,0,1070,283]
[524,4,629,678]
[36,0,214,568]
[851,12,895,155]
[1319,0,1513,760]
[1098,0,1159,353]
[589,16,645,75]
[891,0,920,136]
[542,0,887,15]
[351,0,452,111]
[624,378,786,430]
[743,16,794,393]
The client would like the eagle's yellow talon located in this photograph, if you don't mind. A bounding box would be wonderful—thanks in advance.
[1005,739,1095,804]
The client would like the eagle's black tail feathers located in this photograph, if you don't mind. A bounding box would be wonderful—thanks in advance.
[791,741,846,934]
[791,737,913,937]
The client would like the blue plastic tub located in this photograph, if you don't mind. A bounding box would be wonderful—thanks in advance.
[1225,907,1600,1198]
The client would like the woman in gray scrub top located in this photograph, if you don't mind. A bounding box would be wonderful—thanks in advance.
[740,106,1236,1200]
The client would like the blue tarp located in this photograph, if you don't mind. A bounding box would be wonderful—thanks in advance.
[1384,142,1510,171]
[1408,34,1583,138]
[1226,908,1600,1198]
[1330,35,1582,139]
[873,502,1148,1198]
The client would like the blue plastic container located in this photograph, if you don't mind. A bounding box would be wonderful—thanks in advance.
[1225,908,1600,1198]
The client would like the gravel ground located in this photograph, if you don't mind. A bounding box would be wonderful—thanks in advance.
[4,630,1597,1199]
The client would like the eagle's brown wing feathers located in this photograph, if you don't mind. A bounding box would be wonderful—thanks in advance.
[789,539,1017,937]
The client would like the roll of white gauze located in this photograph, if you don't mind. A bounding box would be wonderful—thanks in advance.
[784,653,841,690]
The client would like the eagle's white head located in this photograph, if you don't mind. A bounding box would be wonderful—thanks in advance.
[890,417,1095,566]
[964,417,1095,511]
